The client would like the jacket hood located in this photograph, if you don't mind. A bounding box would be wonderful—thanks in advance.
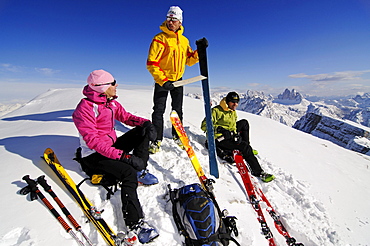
[219,97,232,111]
[160,21,184,36]
[82,85,115,103]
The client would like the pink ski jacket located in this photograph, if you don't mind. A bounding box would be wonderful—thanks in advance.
[72,85,149,160]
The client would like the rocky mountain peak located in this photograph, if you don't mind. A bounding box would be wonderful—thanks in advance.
[274,88,303,104]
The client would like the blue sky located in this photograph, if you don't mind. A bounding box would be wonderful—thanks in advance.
[1,0,370,103]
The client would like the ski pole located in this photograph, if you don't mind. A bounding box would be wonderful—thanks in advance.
[37,175,94,246]
[22,175,86,246]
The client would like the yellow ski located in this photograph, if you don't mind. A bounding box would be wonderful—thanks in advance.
[170,111,214,191]
[43,148,119,246]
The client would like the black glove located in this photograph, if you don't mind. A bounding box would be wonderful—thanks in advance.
[196,37,208,48]
[142,121,157,142]
[162,81,174,90]
[216,126,232,140]
[121,154,145,171]
[234,134,242,144]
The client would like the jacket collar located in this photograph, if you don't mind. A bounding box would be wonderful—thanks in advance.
[160,21,184,37]
[82,85,117,103]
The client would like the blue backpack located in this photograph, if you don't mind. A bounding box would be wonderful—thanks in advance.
[169,183,240,246]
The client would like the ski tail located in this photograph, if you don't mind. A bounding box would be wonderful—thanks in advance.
[255,179,304,246]
[172,75,206,87]
[233,150,304,246]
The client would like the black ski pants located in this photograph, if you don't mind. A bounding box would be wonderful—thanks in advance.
[151,82,183,141]
[82,126,149,227]
[216,119,263,176]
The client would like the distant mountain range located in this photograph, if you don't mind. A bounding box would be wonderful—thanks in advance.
[201,89,370,128]
[186,89,370,155]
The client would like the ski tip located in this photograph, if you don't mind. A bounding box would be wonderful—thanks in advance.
[44,148,54,154]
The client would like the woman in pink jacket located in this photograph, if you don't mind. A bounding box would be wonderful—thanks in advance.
[72,70,159,243]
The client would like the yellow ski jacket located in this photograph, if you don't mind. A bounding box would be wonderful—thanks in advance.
[147,22,199,86]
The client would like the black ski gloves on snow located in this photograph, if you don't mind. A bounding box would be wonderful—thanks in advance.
[142,121,157,142]
[162,81,175,90]
[216,126,242,144]
[121,153,145,171]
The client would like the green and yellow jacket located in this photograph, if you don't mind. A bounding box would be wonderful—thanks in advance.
[201,98,237,139]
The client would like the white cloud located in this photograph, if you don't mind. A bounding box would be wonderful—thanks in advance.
[287,70,370,96]
[35,67,60,76]
[289,70,370,82]
[0,63,23,73]
[1,63,60,76]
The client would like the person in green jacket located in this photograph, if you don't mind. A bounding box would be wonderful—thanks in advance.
[201,92,275,182]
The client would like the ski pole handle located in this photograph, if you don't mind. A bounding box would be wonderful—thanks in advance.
[36,175,51,190]
[22,175,72,233]
[22,175,38,191]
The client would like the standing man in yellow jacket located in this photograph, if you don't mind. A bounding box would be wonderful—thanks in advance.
[147,6,199,154]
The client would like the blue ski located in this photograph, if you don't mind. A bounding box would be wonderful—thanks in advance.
[196,37,219,178]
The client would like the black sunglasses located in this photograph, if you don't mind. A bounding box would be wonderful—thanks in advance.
[95,80,116,86]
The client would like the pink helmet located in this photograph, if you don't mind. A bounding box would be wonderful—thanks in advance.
[87,69,115,93]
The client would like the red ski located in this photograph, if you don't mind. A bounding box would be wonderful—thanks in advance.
[233,150,303,246]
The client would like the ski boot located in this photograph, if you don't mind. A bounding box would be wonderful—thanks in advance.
[173,137,185,150]
[137,170,158,186]
[129,219,159,244]
[260,171,275,183]
[149,140,161,154]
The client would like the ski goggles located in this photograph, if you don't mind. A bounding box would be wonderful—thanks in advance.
[94,80,116,86]
[166,17,179,22]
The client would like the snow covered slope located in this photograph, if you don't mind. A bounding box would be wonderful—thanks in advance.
[0,88,369,245]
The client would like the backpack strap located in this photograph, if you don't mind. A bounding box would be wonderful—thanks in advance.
[168,185,193,243]
[77,177,90,189]
[229,237,241,246]
[100,184,115,200]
